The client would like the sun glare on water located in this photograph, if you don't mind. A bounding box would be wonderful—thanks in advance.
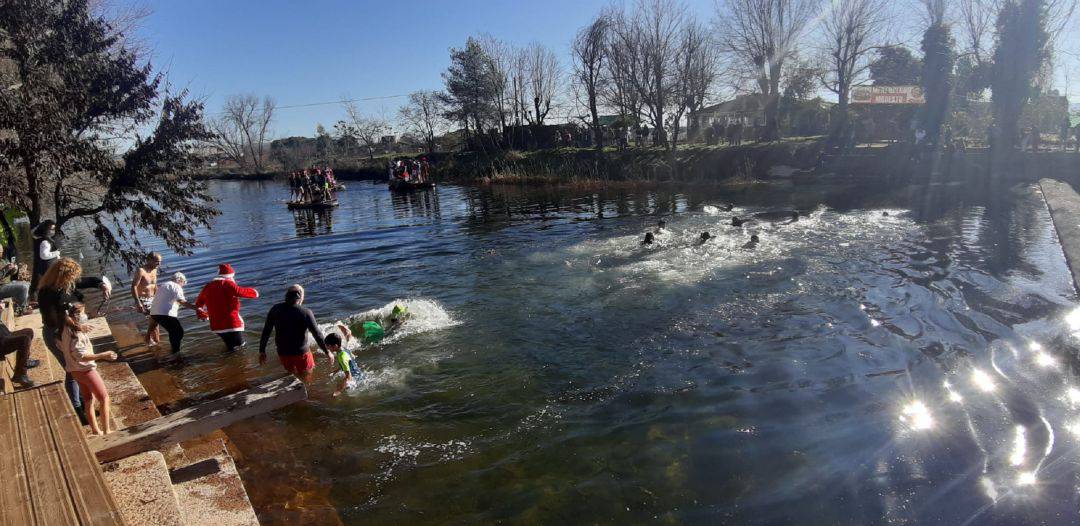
[971,369,996,392]
[900,400,934,431]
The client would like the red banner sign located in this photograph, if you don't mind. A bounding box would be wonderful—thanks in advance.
[851,86,925,105]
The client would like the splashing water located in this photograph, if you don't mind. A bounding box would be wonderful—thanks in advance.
[315,298,460,351]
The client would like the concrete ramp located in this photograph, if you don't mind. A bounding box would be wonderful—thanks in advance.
[1040,179,1080,292]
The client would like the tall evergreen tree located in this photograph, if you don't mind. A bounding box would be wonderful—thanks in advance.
[918,22,955,146]
[0,0,216,268]
[991,0,1050,151]
[439,38,499,145]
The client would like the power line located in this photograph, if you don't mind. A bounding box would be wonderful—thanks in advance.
[277,94,408,110]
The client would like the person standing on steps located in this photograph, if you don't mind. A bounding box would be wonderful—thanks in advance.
[258,284,330,383]
[37,258,112,416]
[195,264,259,352]
[31,220,60,300]
[131,252,162,346]
[149,272,197,353]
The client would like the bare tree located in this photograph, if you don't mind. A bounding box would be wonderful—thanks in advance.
[607,0,689,148]
[604,10,645,141]
[958,0,1002,63]
[670,19,719,147]
[342,99,389,160]
[523,42,561,126]
[398,90,447,154]
[820,0,891,141]
[715,0,821,141]
[206,94,275,172]
[479,35,513,133]
[572,14,611,149]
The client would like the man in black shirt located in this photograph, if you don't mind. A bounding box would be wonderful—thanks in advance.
[259,284,330,382]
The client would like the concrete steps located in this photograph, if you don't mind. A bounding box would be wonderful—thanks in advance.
[5,307,262,526]
[101,451,185,526]
[106,317,262,526]
[170,437,260,526]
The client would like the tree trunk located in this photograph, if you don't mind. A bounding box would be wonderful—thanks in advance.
[589,91,603,150]
[763,68,782,142]
[22,153,42,226]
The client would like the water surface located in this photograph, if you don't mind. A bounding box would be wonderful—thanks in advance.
[80,178,1080,524]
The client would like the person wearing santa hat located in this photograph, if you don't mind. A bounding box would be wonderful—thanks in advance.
[195,263,259,351]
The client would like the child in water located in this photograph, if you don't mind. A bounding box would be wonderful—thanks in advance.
[328,331,362,397]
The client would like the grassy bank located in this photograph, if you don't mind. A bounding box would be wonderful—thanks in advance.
[434,137,827,186]
[188,138,831,185]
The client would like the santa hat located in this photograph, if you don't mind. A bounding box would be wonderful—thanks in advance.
[218,263,235,278]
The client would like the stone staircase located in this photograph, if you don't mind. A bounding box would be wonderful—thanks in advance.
[3,304,260,526]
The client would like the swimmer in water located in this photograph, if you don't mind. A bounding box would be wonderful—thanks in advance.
[642,232,655,245]
[882,211,889,217]
[348,304,409,344]
[731,216,749,227]
[697,232,712,245]
[656,220,667,233]
[742,234,760,249]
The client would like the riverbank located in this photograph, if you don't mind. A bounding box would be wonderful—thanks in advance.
[191,140,1080,188]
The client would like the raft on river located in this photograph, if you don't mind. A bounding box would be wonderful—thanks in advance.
[389,179,435,192]
[287,199,339,210]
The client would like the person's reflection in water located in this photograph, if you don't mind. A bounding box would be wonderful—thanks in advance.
[292,209,333,237]
[392,189,440,220]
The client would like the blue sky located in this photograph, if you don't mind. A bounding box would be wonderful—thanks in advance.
[129,0,634,137]
[126,1,1080,138]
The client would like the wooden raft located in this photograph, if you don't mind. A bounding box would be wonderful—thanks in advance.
[0,383,125,526]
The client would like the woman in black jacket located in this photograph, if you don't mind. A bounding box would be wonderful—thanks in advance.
[37,258,112,414]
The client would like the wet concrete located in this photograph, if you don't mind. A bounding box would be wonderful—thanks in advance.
[1040,178,1080,292]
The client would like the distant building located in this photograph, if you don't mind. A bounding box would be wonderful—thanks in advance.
[688,95,765,131]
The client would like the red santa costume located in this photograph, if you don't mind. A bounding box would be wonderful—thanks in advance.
[195,264,259,350]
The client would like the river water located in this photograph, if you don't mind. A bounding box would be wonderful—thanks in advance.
[66,178,1080,524]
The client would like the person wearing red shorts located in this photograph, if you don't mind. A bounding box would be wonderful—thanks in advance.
[258,284,330,383]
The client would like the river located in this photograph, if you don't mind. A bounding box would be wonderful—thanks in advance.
[57,178,1080,524]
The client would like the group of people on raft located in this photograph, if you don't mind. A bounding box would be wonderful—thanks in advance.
[390,158,431,183]
[641,206,799,249]
[288,167,339,204]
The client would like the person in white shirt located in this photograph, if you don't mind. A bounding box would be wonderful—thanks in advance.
[30,220,61,298]
[149,272,197,353]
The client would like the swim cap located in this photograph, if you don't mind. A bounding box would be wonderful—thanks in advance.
[391,305,408,320]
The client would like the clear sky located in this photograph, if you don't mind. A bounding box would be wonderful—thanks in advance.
[126,0,1080,138]
[128,0,645,138]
